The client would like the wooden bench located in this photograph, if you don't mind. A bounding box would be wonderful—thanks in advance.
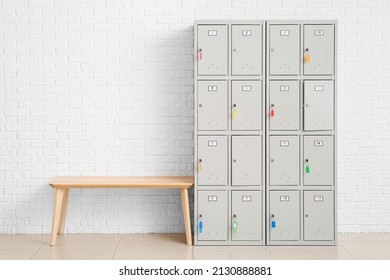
[49,176,194,246]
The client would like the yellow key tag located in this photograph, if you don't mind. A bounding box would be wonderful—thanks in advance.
[305,54,311,62]
[232,111,238,119]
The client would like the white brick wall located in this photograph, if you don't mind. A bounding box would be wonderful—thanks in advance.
[0,0,389,233]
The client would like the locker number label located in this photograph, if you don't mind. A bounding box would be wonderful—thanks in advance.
[208,30,217,36]
[315,85,324,91]
[242,85,252,91]
[314,29,324,36]
[314,140,323,147]
[242,30,252,36]
[208,196,218,202]
[280,141,289,147]
[280,30,289,36]
[314,196,324,202]
[242,196,252,202]
[280,196,289,202]
[208,85,217,91]
[280,85,289,91]
[208,140,218,147]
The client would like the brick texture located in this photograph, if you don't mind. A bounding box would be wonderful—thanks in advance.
[0,0,389,233]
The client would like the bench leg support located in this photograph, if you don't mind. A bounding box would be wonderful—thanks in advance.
[50,188,65,246]
[180,188,192,246]
[58,188,69,235]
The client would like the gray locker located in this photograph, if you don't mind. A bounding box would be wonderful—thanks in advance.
[232,136,261,186]
[269,191,299,241]
[198,136,227,186]
[269,136,299,186]
[197,25,227,76]
[232,81,261,131]
[197,191,227,241]
[269,24,300,75]
[303,25,334,75]
[231,191,262,241]
[304,136,333,186]
[304,191,334,241]
[197,81,227,131]
[232,25,262,75]
[269,80,299,130]
[304,80,334,131]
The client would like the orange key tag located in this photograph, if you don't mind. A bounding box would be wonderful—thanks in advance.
[305,54,311,62]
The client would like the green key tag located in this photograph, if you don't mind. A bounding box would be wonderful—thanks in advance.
[306,165,310,174]
[232,220,237,234]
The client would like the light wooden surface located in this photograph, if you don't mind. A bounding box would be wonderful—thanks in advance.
[50,176,194,189]
[49,176,194,246]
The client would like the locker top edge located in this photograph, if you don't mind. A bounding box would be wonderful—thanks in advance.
[266,20,337,25]
[195,20,265,24]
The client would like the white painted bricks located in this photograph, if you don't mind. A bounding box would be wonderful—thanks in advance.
[0,0,390,233]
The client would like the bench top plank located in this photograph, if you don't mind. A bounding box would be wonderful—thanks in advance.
[50,176,194,189]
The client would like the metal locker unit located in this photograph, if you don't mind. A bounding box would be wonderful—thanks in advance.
[269,191,300,241]
[231,25,262,75]
[269,80,299,131]
[197,191,227,241]
[269,24,300,75]
[303,25,335,75]
[303,191,334,241]
[304,80,334,131]
[231,81,262,131]
[232,136,261,186]
[197,136,227,186]
[266,20,337,246]
[197,81,227,131]
[231,191,262,241]
[194,20,265,246]
[269,136,299,186]
[303,135,334,186]
[197,25,228,76]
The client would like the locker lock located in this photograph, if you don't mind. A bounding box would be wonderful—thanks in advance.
[305,214,309,218]
[233,104,237,108]
[271,214,275,218]
[305,48,311,63]
[199,214,202,218]
[199,104,202,107]
[270,104,275,117]
[233,214,237,218]
[199,48,203,60]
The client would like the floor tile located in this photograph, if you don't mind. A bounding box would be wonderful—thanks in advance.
[193,246,273,260]
[117,233,188,250]
[31,249,116,260]
[42,234,120,250]
[269,246,354,260]
[0,234,48,250]
[0,249,38,260]
[114,247,193,260]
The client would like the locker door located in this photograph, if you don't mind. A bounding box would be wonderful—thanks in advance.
[231,191,262,241]
[303,25,334,75]
[304,80,334,131]
[304,191,334,241]
[269,191,299,241]
[231,81,261,131]
[269,80,299,130]
[269,136,299,186]
[232,136,261,186]
[197,191,227,241]
[303,136,333,186]
[197,25,227,76]
[197,81,227,131]
[232,25,262,75]
[197,136,227,186]
[269,24,300,75]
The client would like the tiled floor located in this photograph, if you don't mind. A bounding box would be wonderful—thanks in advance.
[0,233,389,260]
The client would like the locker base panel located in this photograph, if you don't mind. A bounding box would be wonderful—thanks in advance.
[195,241,265,246]
[267,241,337,246]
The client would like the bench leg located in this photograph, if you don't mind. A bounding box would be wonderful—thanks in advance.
[180,188,192,246]
[58,188,69,235]
[50,188,65,246]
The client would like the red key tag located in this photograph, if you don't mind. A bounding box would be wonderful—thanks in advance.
[271,109,275,117]
[199,49,202,60]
